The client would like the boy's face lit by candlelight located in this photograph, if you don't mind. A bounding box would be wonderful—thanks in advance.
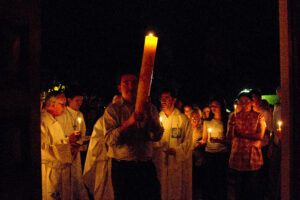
[68,96,83,111]
[118,74,138,103]
[160,92,176,111]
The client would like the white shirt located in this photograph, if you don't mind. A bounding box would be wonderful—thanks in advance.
[258,107,273,147]
[56,106,86,137]
[204,119,227,153]
[104,100,162,161]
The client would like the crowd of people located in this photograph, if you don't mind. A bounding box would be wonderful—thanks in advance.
[40,71,282,200]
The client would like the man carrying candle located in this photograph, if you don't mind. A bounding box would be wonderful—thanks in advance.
[103,71,163,200]
[56,88,89,200]
[41,92,81,200]
[153,87,193,200]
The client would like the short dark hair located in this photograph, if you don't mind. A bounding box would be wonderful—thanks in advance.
[115,69,139,86]
[249,89,262,100]
[201,104,210,110]
[160,87,178,98]
[238,92,252,101]
[65,87,83,99]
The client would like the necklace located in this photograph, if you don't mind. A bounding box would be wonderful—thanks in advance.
[66,108,78,131]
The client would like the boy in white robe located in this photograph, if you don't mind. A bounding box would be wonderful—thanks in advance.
[56,89,89,200]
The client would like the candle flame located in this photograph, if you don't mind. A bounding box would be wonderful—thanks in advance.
[208,128,212,133]
[234,104,237,109]
[149,33,153,37]
[159,117,163,122]
[278,121,282,127]
[77,117,82,124]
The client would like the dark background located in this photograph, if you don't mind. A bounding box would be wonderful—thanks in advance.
[41,0,280,108]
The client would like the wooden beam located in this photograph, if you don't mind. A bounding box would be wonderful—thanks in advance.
[279,0,292,199]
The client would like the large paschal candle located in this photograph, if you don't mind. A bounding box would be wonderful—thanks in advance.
[135,33,158,115]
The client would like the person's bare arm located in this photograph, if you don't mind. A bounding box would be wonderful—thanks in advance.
[199,122,208,145]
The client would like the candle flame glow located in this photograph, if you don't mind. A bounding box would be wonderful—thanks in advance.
[149,33,153,37]
[77,117,82,124]
[234,104,237,109]
[278,121,282,127]
[208,128,212,133]
[159,117,163,122]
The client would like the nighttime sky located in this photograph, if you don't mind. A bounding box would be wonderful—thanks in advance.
[41,0,280,107]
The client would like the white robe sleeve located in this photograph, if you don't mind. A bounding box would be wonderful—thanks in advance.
[174,119,193,162]
[84,117,108,174]
[83,116,115,199]
[41,123,72,165]
[103,106,122,146]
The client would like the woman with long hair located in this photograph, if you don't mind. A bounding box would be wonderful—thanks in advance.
[198,97,228,200]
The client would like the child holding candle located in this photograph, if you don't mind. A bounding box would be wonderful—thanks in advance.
[56,88,89,200]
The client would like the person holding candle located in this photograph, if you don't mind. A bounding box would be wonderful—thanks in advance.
[266,86,282,200]
[152,87,193,200]
[41,92,81,200]
[227,92,266,200]
[103,71,163,200]
[56,88,89,200]
[202,105,211,121]
[249,89,273,199]
[190,108,205,199]
[198,97,228,200]
[226,99,241,141]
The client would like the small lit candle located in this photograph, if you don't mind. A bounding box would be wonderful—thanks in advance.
[277,121,282,131]
[159,116,163,126]
[77,117,82,132]
[234,104,237,117]
[208,128,212,134]
[208,128,213,142]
